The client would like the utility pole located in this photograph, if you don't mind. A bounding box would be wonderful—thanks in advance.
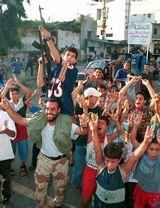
[101,0,107,39]
[101,0,107,58]
[126,0,131,53]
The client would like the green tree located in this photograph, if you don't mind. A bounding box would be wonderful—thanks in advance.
[0,0,29,55]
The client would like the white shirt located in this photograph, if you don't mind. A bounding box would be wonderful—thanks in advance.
[9,97,24,112]
[0,110,16,161]
[41,123,79,157]
[86,140,106,169]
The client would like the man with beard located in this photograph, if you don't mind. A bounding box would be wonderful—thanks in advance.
[0,97,86,208]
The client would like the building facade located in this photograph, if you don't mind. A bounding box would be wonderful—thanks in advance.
[151,23,160,56]
[96,0,131,40]
[94,0,160,42]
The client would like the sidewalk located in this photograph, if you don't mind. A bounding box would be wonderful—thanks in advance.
[4,141,81,208]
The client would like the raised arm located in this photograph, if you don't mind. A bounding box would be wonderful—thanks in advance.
[39,27,61,64]
[0,126,15,138]
[1,78,15,98]
[129,112,143,145]
[72,81,85,105]
[13,75,33,99]
[121,126,153,176]
[89,115,104,166]
[37,57,46,88]
[0,98,28,126]
[119,76,140,97]
[141,79,157,99]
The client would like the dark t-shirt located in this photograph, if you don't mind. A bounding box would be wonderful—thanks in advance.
[115,68,127,82]
[50,63,78,116]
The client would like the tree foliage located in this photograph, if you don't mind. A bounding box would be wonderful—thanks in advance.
[0,0,81,55]
[0,0,28,55]
[51,20,81,33]
[20,19,81,33]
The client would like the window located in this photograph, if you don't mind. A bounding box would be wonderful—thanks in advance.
[87,31,92,39]
[97,9,101,20]
[89,47,95,52]
[101,30,105,35]
[154,28,158,35]
[106,33,113,37]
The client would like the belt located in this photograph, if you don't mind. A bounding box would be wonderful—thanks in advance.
[42,153,66,161]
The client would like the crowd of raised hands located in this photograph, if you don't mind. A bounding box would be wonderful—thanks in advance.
[72,68,160,207]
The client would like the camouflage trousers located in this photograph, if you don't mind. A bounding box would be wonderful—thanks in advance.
[35,152,69,208]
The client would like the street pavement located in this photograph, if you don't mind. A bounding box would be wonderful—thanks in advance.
[3,141,81,208]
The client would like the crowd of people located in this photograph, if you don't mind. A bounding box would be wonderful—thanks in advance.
[0,26,160,208]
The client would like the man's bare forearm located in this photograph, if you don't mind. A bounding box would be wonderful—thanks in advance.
[0,128,15,138]
[1,85,9,98]
[144,81,157,99]
[17,81,32,98]
[92,130,103,166]
[6,107,28,126]
[119,80,133,96]
[122,137,149,175]
[39,27,61,64]
[47,39,61,64]
[37,62,45,88]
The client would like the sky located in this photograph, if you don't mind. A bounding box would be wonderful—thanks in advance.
[24,0,160,22]
[131,0,160,22]
[24,0,96,22]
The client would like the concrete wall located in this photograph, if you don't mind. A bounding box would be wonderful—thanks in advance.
[57,30,80,50]
[21,29,80,52]
[21,31,39,52]
[80,15,97,60]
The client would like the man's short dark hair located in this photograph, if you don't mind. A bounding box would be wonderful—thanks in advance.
[104,143,123,159]
[136,91,145,98]
[136,89,150,101]
[99,115,109,126]
[66,47,78,59]
[47,96,61,108]
[151,137,159,144]
[111,84,119,92]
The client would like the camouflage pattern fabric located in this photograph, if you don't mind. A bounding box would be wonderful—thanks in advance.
[35,152,69,208]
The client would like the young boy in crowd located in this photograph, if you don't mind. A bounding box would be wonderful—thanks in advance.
[89,114,154,208]
[80,115,108,208]
[133,95,160,208]
[37,27,78,116]
[133,136,160,208]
